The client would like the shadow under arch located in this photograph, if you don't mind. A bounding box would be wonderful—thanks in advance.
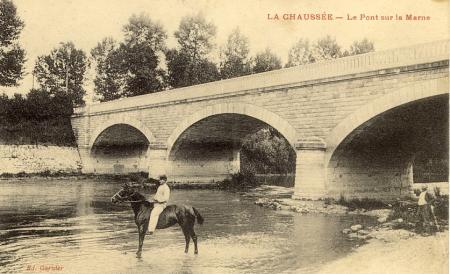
[165,102,298,183]
[324,78,448,199]
[166,102,298,157]
[325,78,448,166]
[89,118,156,152]
[88,118,156,174]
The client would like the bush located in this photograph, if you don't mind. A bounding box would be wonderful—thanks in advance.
[0,173,14,178]
[16,171,27,177]
[217,170,259,190]
[335,196,389,211]
[388,199,418,224]
[388,192,448,233]
[40,170,52,177]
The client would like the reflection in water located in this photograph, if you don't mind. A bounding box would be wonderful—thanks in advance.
[0,179,374,273]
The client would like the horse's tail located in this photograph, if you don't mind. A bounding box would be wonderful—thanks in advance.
[192,207,204,225]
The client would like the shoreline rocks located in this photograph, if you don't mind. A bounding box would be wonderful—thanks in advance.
[250,187,448,246]
[350,224,363,231]
[254,197,350,215]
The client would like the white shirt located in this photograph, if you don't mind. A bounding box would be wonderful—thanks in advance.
[153,183,170,203]
[418,190,429,206]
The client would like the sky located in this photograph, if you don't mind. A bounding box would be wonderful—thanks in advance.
[1,0,448,99]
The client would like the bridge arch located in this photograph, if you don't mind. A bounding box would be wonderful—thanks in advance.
[166,102,298,155]
[325,78,448,166]
[325,78,448,199]
[89,117,156,151]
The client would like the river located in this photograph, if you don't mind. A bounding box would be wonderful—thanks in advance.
[0,179,375,274]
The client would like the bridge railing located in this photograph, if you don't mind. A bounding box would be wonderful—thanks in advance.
[74,40,449,116]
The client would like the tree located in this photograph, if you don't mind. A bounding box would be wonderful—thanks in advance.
[25,88,53,120]
[0,93,8,117]
[167,14,220,88]
[91,15,167,101]
[252,48,282,73]
[34,42,88,107]
[123,13,167,52]
[175,14,216,61]
[285,38,312,67]
[166,49,219,88]
[241,128,295,174]
[91,37,124,101]
[121,15,167,96]
[219,28,251,79]
[310,35,342,62]
[0,0,26,86]
[348,38,375,55]
[118,42,166,97]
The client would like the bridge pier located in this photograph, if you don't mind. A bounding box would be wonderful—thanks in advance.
[77,145,94,173]
[147,144,168,179]
[292,139,327,200]
[230,149,241,174]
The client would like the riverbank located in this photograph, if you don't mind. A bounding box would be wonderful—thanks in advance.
[0,145,80,174]
[250,185,449,274]
[315,230,448,274]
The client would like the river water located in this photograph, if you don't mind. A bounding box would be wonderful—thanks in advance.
[0,179,374,274]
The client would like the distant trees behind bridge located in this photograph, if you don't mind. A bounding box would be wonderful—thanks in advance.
[90,13,374,103]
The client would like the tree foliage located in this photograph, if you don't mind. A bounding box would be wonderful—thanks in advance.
[287,36,375,67]
[123,13,167,52]
[241,128,296,174]
[310,35,342,62]
[219,28,251,79]
[118,42,166,97]
[91,15,167,101]
[348,38,375,55]
[167,14,220,88]
[0,0,26,86]
[174,14,216,60]
[0,90,75,145]
[33,42,88,107]
[251,48,282,73]
[91,37,124,101]
[286,38,312,67]
[166,49,219,88]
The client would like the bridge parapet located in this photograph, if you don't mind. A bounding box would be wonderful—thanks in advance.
[74,40,449,116]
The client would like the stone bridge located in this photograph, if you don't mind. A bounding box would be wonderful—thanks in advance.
[71,40,449,200]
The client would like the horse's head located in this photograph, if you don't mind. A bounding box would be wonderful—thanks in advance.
[111,183,137,204]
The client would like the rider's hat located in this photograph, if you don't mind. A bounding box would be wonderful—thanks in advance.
[159,174,167,181]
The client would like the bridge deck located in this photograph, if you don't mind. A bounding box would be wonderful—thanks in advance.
[74,40,449,116]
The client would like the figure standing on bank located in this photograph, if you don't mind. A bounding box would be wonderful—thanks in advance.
[417,186,435,234]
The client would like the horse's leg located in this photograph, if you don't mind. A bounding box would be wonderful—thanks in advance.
[182,228,190,253]
[136,224,144,258]
[191,228,198,255]
[143,219,149,234]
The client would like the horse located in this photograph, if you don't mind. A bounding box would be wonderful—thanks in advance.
[111,183,204,258]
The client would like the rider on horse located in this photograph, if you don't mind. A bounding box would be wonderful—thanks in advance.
[148,175,170,235]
